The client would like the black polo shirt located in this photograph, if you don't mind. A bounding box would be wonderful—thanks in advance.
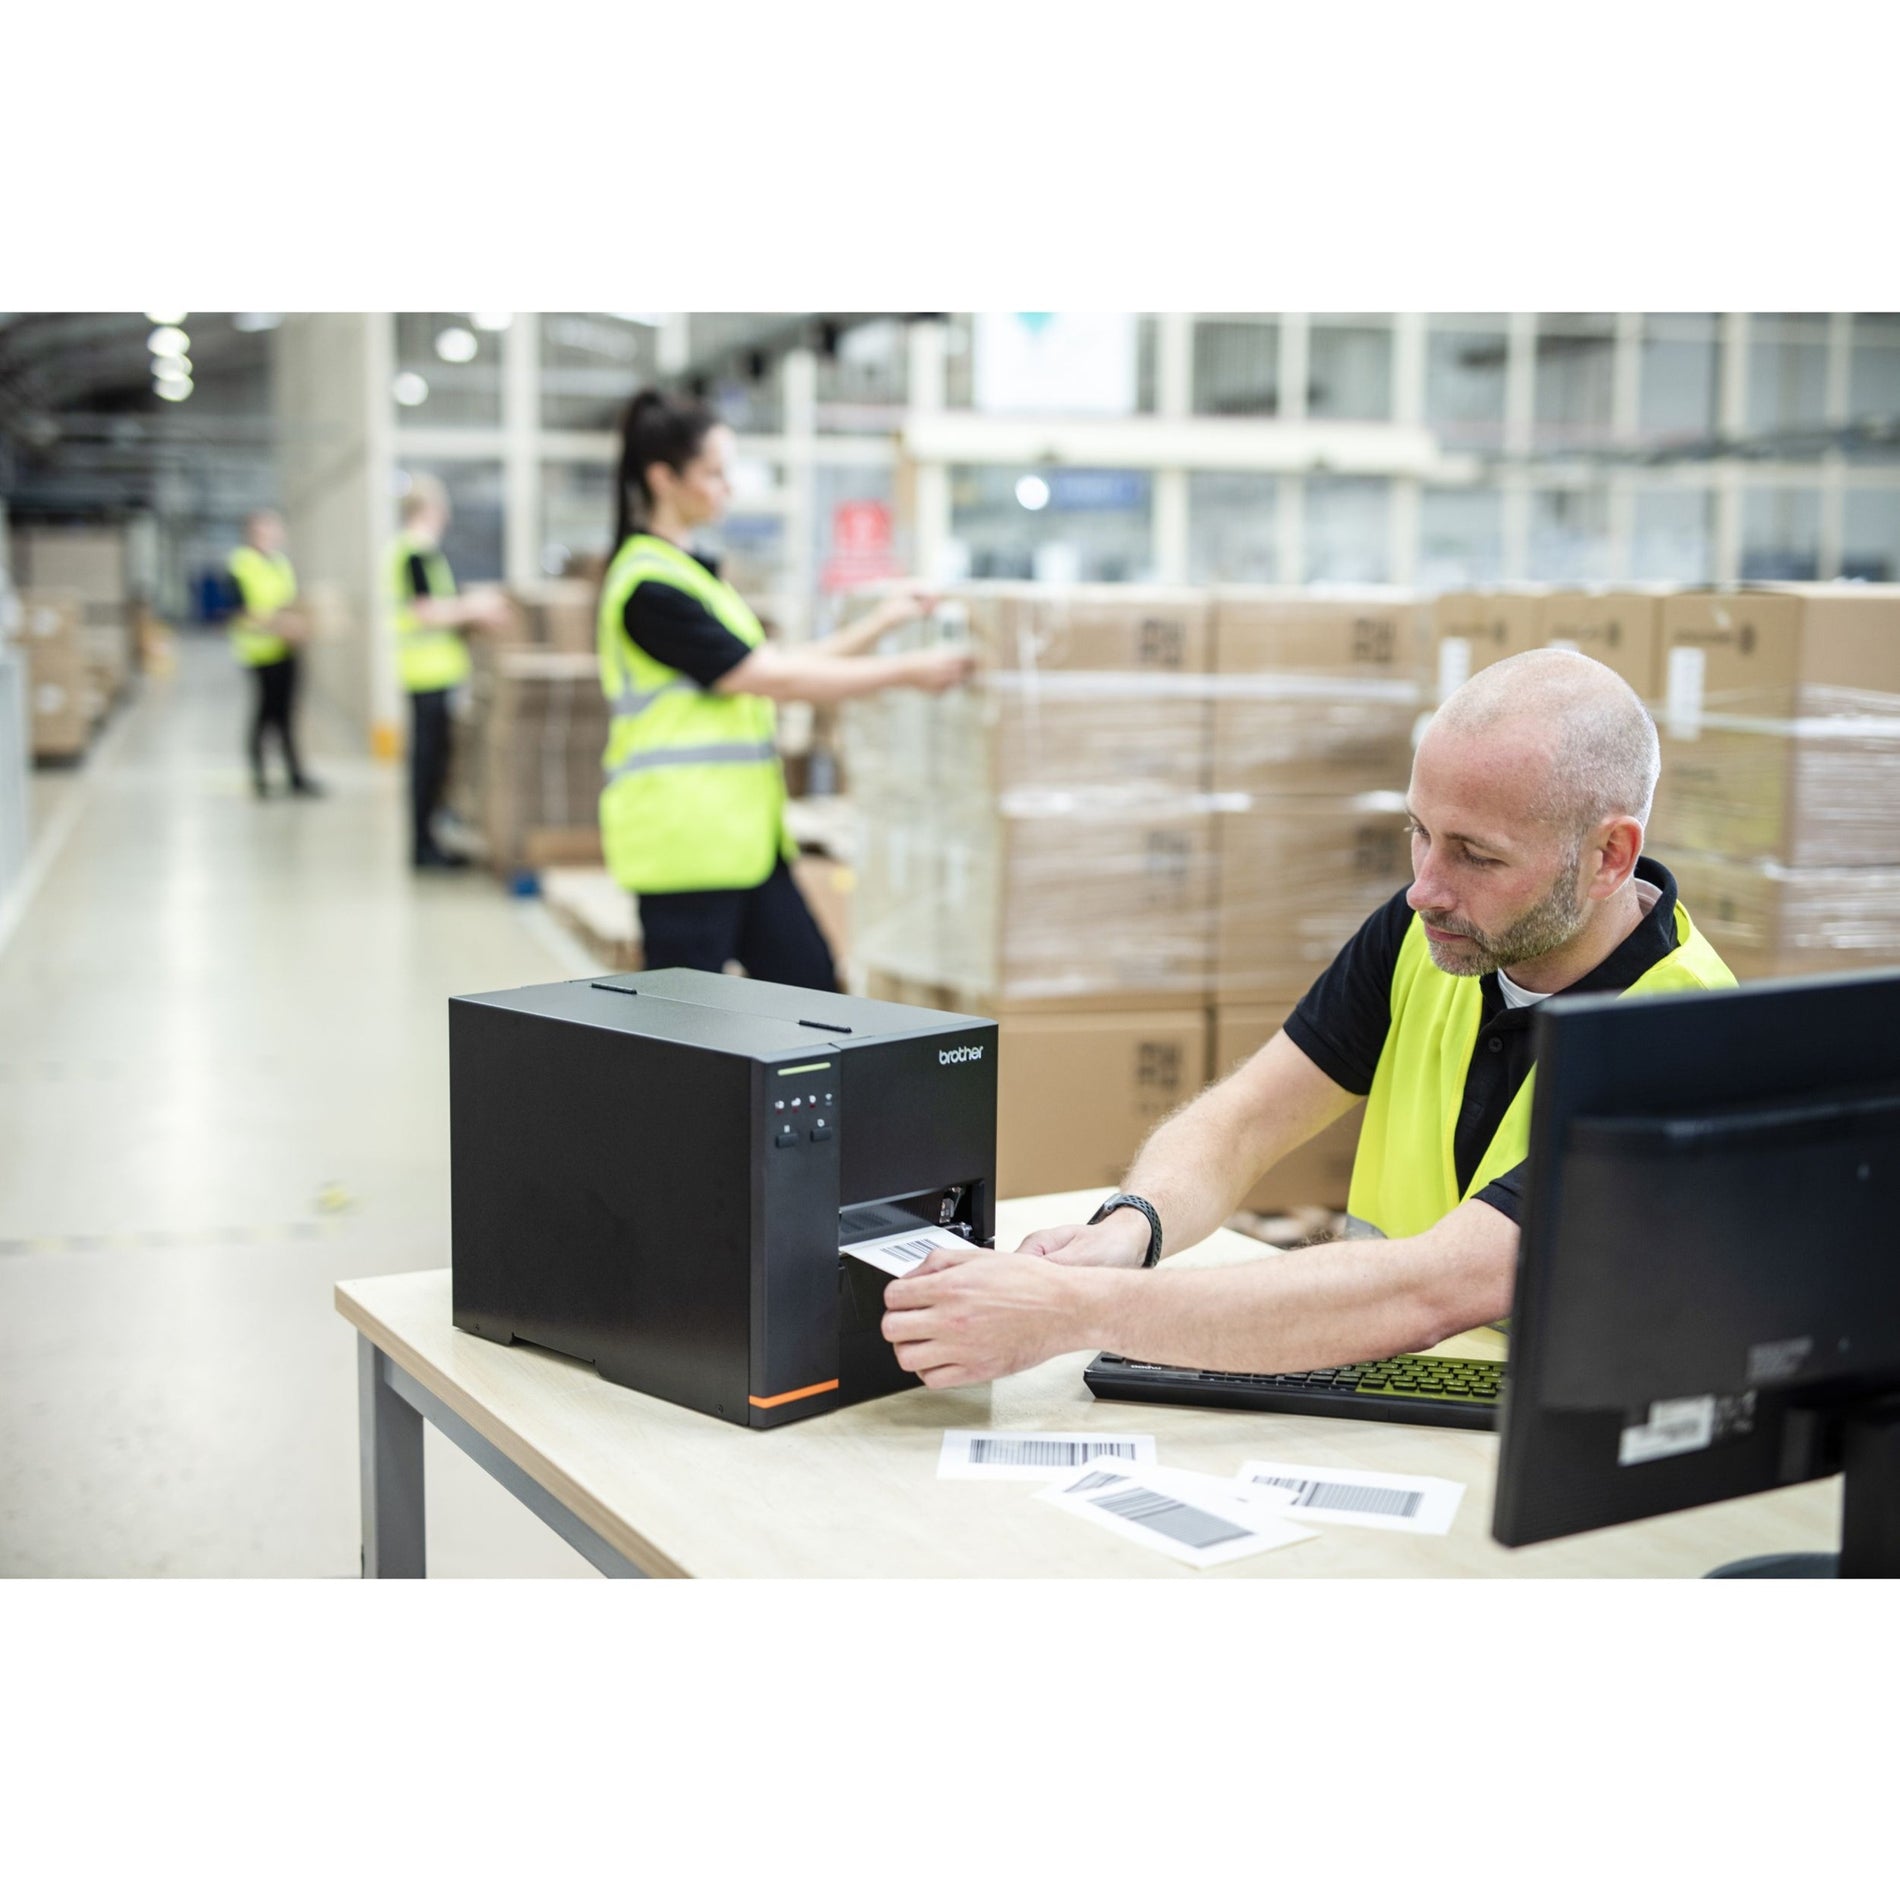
[1282,857,1684,1226]
[619,546,753,689]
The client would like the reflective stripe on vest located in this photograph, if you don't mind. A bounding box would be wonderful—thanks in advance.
[389,535,470,693]
[227,546,296,667]
[596,533,793,895]
[1346,902,1737,1241]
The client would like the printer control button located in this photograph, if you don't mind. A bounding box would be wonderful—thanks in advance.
[810,1126,834,1142]
[775,1131,800,1148]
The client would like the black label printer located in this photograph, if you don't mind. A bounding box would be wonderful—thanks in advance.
[449,968,997,1427]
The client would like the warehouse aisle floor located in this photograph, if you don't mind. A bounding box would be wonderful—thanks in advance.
[0,635,600,1576]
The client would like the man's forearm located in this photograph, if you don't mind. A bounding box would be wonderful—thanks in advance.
[1120,1039,1353,1259]
[1071,1201,1517,1374]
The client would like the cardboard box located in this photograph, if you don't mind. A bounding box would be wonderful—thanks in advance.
[1535,589,1667,700]
[1651,586,1900,866]
[12,590,89,758]
[1670,848,1900,981]
[993,1009,1210,1200]
[457,647,611,876]
[1213,1002,1365,1213]
[941,807,1216,1008]
[1212,589,1424,799]
[959,583,1212,675]
[1216,798,1411,998]
[13,527,127,606]
[512,580,598,653]
[1429,589,1545,701]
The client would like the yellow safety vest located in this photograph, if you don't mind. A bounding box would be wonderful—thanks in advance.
[596,533,793,894]
[227,546,296,667]
[390,535,471,693]
[1348,902,1737,1240]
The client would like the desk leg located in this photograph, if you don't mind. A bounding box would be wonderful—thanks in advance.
[359,1335,426,1579]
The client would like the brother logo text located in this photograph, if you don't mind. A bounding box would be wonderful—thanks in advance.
[938,1045,984,1066]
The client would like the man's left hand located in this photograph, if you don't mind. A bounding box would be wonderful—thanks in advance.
[880,1250,1093,1387]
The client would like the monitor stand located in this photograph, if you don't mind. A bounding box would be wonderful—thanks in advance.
[1707,1397,1900,1581]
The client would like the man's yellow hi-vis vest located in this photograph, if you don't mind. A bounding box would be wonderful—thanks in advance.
[596,533,793,894]
[1347,903,1736,1239]
[227,546,296,667]
[389,535,470,693]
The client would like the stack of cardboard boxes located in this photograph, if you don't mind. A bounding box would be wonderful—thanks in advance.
[10,592,90,760]
[9,526,137,731]
[450,646,610,881]
[844,583,1426,1205]
[1647,585,1900,979]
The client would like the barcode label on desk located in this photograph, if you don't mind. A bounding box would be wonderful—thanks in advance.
[1090,1485,1253,1551]
[1238,1460,1465,1536]
[1038,1458,1317,1569]
[938,1430,1157,1481]
[1252,1475,1423,1518]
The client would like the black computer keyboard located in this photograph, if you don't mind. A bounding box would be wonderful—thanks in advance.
[1083,1351,1504,1431]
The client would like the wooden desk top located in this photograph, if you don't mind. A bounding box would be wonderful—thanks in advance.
[334,1189,1840,1578]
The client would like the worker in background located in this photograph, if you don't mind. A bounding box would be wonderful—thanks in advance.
[389,475,511,869]
[227,509,321,798]
[599,388,974,988]
[878,649,1739,1384]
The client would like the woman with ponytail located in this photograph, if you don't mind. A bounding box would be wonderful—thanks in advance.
[596,388,973,988]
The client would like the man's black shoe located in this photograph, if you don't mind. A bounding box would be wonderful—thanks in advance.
[290,777,327,798]
[412,841,472,870]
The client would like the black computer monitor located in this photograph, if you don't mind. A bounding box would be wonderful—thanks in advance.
[1492,970,1900,1578]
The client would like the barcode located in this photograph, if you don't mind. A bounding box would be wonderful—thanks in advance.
[1093,1486,1251,1550]
[1253,1474,1422,1518]
[969,1437,1139,1467]
[1064,1470,1124,1494]
[886,1238,936,1263]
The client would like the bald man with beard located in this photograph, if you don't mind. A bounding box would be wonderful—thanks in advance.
[881,648,1738,1388]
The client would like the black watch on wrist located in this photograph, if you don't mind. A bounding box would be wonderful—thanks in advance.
[1088,1193,1163,1269]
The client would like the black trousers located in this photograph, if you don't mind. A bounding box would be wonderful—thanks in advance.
[637,859,840,991]
[249,654,307,789]
[409,688,453,855]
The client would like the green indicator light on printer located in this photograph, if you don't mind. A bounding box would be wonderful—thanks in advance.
[777,1063,832,1076]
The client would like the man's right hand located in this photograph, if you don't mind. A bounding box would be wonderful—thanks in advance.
[904,645,977,694]
[1017,1206,1153,1269]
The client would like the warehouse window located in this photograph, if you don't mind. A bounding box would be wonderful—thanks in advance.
[1305,476,1390,583]
[1308,315,1393,422]
[1533,315,1616,452]
[948,465,1154,583]
[816,319,908,434]
[1746,316,1831,440]
[1632,488,1715,583]
[540,461,616,576]
[392,314,502,427]
[1848,314,1900,426]
[1187,472,1278,582]
[1424,317,1507,453]
[1841,489,1900,582]
[1528,486,1613,582]
[1192,318,1280,417]
[1419,486,1505,587]
[397,460,505,582]
[1741,486,1823,581]
[1638,314,1720,448]
[540,315,659,432]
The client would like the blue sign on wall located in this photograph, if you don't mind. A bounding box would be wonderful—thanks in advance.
[1048,470,1148,512]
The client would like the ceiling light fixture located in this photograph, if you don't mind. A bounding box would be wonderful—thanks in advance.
[148,326,190,358]
[393,371,430,407]
[434,326,478,364]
